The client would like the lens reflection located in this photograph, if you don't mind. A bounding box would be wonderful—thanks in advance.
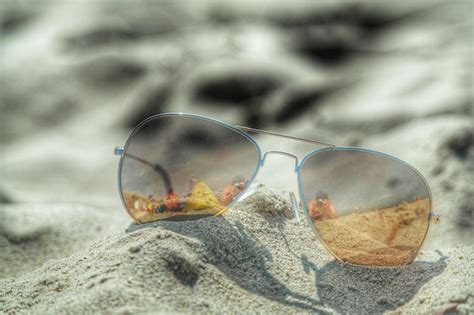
[120,115,259,223]
[300,149,431,266]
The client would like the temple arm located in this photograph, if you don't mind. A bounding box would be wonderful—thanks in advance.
[114,146,174,194]
[235,125,335,147]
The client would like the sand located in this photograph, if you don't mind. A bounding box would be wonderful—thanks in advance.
[0,203,128,279]
[1,188,472,314]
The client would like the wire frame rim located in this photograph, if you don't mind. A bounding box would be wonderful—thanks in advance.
[117,112,263,223]
[296,146,433,267]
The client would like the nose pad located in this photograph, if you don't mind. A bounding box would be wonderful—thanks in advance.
[236,180,262,203]
[289,191,301,222]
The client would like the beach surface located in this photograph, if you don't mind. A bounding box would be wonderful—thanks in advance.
[1,188,472,314]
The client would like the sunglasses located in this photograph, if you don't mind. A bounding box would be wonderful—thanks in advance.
[114,112,440,267]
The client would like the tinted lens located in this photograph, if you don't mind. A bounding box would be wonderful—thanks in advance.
[119,114,260,223]
[300,149,431,266]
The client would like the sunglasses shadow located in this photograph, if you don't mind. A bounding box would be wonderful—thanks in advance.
[300,252,448,315]
[127,216,325,313]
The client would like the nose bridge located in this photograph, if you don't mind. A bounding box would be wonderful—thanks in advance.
[261,151,299,172]
[259,150,302,222]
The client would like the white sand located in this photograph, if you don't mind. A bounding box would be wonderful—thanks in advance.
[0,203,128,279]
[1,188,472,314]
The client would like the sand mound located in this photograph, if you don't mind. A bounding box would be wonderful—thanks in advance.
[0,203,128,279]
[1,188,472,314]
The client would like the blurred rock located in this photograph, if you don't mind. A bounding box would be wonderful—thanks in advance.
[0,0,43,35]
[73,55,146,89]
[63,1,196,50]
[0,189,12,204]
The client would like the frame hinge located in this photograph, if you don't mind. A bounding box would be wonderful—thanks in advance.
[114,146,125,156]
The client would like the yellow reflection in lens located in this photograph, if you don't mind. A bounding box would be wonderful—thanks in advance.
[311,197,430,266]
[123,179,245,223]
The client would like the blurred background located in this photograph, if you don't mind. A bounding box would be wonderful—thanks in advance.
[0,0,472,270]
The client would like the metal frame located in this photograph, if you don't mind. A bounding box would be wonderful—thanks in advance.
[235,125,336,148]
[115,112,436,266]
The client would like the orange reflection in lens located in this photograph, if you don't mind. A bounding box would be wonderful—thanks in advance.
[123,179,246,223]
[311,197,430,266]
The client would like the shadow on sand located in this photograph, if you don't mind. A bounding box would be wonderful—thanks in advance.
[127,216,325,312]
[128,217,446,314]
[300,252,447,314]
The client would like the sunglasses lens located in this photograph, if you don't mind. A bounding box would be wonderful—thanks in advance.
[119,115,259,223]
[300,149,431,266]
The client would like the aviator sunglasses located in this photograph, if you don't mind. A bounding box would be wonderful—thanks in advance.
[114,112,440,267]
